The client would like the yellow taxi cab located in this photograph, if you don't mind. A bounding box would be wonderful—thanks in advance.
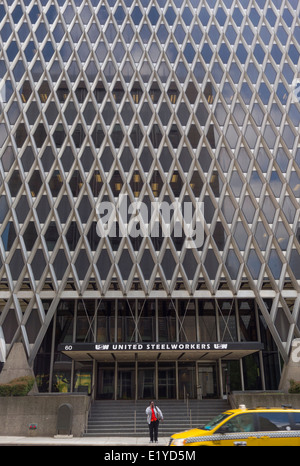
[169,405,300,446]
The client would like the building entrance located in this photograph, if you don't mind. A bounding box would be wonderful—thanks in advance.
[51,297,282,397]
[97,364,114,400]
[198,364,217,398]
[59,338,264,397]
[158,365,176,399]
[118,364,135,400]
[96,361,220,400]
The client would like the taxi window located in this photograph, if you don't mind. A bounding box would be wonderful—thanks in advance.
[216,413,256,433]
[203,413,230,430]
[292,413,300,430]
[257,412,291,431]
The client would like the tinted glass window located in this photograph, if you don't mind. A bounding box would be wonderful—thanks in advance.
[219,413,256,433]
[257,412,291,431]
[292,413,300,430]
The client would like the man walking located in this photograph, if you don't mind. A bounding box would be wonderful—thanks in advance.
[146,401,163,443]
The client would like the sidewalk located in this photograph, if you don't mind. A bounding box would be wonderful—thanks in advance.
[0,435,170,446]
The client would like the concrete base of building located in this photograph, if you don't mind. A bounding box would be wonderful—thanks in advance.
[0,394,90,437]
[0,392,300,438]
[230,392,300,409]
[0,342,37,392]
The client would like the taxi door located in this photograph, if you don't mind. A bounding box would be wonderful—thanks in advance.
[256,412,300,446]
[214,413,260,446]
[211,435,258,447]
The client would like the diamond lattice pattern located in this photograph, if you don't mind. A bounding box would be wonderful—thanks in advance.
[0,0,300,360]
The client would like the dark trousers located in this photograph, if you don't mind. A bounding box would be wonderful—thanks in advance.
[149,420,159,441]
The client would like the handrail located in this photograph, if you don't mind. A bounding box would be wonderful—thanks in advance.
[183,390,192,427]
[187,394,190,417]
[134,409,137,434]
[90,383,95,402]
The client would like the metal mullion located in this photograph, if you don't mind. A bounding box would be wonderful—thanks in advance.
[136,257,150,296]
[90,263,104,296]
[179,249,196,296]
[2,245,20,288]
[113,238,128,295]
[177,297,191,342]
[60,0,80,36]
[122,238,139,296]
[207,229,223,294]
[68,239,84,274]
[156,251,170,295]
[279,295,296,328]
[191,253,202,296]
[118,0,138,50]
[168,241,181,295]
[291,295,300,333]
[222,254,239,296]
[216,299,235,342]
[0,296,14,331]
[72,2,97,58]
[11,293,24,344]
[77,0,97,31]
[125,297,138,343]
[235,298,241,342]
[21,296,39,336]
[249,273,288,361]
[137,237,158,294]
[241,176,260,234]
[102,245,116,296]
[135,298,146,342]
[79,298,96,343]
[200,242,214,296]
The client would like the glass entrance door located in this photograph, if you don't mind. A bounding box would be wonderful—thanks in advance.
[97,364,115,399]
[158,364,176,399]
[178,363,196,399]
[198,364,217,398]
[138,363,155,399]
[97,361,219,401]
[117,363,135,399]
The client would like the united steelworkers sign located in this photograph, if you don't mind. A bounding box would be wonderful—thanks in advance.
[59,341,263,353]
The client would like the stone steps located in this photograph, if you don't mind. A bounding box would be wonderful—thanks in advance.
[84,399,229,437]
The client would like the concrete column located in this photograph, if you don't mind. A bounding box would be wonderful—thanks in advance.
[0,342,37,393]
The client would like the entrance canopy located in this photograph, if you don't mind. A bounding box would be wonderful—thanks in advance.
[59,341,263,362]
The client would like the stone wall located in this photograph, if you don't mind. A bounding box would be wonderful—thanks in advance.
[0,394,90,437]
[230,392,300,410]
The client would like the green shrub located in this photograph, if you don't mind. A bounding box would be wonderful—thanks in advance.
[0,383,11,397]
[288,379,300,394]
[0,376,35,396]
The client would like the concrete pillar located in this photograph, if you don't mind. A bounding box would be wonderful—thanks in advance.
[0,342,38,393]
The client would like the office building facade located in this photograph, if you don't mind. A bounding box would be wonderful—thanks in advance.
[0,0,300,399]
